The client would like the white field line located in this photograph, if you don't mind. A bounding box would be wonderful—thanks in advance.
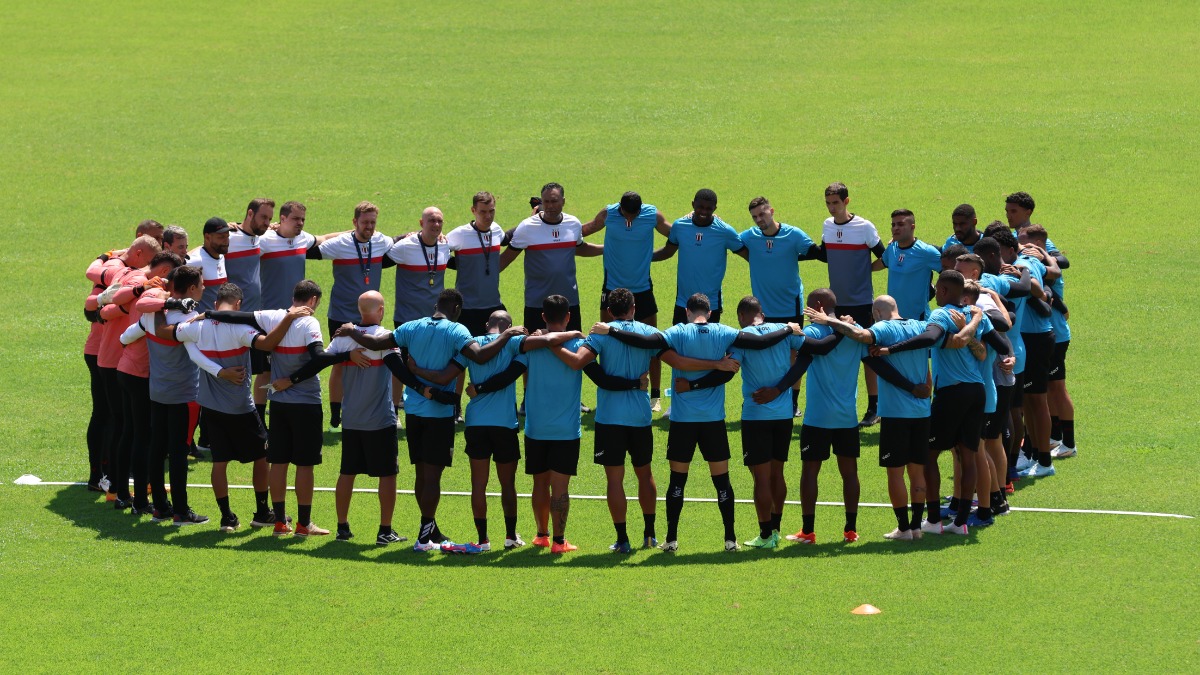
[15,478,1194,519]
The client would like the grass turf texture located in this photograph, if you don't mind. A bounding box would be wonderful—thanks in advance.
[1,0,1198,670]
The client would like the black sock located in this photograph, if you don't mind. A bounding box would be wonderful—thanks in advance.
[991,490,1004,507]
[1038,451,1053,467]
[255,404,266,427]
[1050,416,1062,441]
[395,405,402,418]
[340,521,351,532]
[866,394,878,414]
[976,505,992,520]
[474,517,487,543]
[844,511,857,533]
[431,523,446,542]
[504,515,517,540]
[216,495,232,518]
[954,500,970,526]
[298,504,311,527]
[947,497,960,515]
[926,500,941,524]
[910,501,925,530]
[255,490,269,515]
[665,470,688,541]
[419,516,435,544]
[801,513,815,534]
[614,521,628,544]
[272,501,285,522]
[553,535,565,545]
[758,520,772,539]
[330,402,341,426]
[651,388,661,399]
[791,388,800,412]
[537,530,549,538]
[893,507,909,531]
[642,512,656,539]
[1062,420,1075,448]
[711,473,736,541]
[771,512,782,532]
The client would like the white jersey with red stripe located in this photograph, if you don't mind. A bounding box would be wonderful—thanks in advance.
[255,310,324,405]
[446,222,505,309]
[225,227,262,311]
[258,230,316,310]
[316,232,395,324]
[387,233,451,324]
[186,247,228,312]
[327,325,398,430]
[175,318,259,414]
[140,308,200,404]
[822,214,881,307]
[508,212,583,307]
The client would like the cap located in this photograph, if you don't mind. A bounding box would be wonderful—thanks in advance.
[203,217,232,235]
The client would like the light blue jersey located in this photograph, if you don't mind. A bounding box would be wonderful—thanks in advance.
[523,336,585,440]
[739,224,814,318]
[458,334,527,429]
[663,321,740,422]
[869,318,931,419]
[981,272,1028,375]
[1049,274,1070,343]
[1017,255,1052,335]
[392,317,474,418]
[943,233,979,253]
[802,324,866,429]
[928,305,984,389]
[585,320,661,427]
[602,204,657,293]
[977,312,999,414]
[730,323,805,421]
[883,240,942,320]
[667,216,744,311]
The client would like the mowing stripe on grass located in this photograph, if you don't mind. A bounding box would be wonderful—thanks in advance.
[15,477,1193,519]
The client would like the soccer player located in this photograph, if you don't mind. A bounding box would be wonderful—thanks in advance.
[130,265,209,525]
[446,192,510,337]
[308,201,394,429]
[160,284,309,531]
[803,295,933,540]
[500,182,604,332]
[816,183,886,427]
[945,204,983,252]
[1021,225,1076,458]
[652,189,744,326]
[603,293,797,552]
[1012,229,1062,478]
[162,225,190,257]
[728,296,843,549]
[582,191,673,412]
[789,288,924,543]
[1004,191,1069,268]
[224,199,275,422]
[940,243,968,272]
[876,209,942,321]
[334,289,525,551]
[187,217,231,312]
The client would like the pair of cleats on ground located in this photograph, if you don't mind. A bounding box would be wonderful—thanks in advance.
[413,535,528,554]
[608,537,660,554]
[1015,453,1061,477]
[783,530,858,544]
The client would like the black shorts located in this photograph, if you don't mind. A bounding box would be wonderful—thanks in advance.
[340,426,399,477]
[672,305,722,326]
[405,414,455,467]
[878,417,929,467]
[524,437,581,476]
[1009,372,1025,408]
[740,419,793,466]
[1048,340,1069,382]
[267,402,324,466]
[601,286,658,322]
[984,384,1014,440]
[250,349,271,376]
[523,305,582,333]
[203,407,267,464]
[929,383,985,451]
[464,425,521,463]
[459,305,506,339]
[593,422,654,467]
[799,424,860,462]
[835,304,874,329]
[666,420,730,463]
[1021,332,1054,395]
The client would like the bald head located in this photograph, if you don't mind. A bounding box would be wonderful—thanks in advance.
[486,310,513,333]
[419,206,444,242]
[358,290,386,325]
[871,295,900,322]
[127,234,162,267]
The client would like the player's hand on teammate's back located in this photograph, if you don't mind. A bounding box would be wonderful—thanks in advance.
[271,378,292,392]
[803,307,826,324]
[590,322,610,335]
[333,323,356,338]
[674,377,692,393]
[286,305,313,319]
[465,383,477,399]
[218,366,246,385]
[716,355,741,373]
[948,309,967,329]
[639,373,650,391]
[751,387,782,404]
[786,322,802,334]
[869,345,890,357]
[911,383,932,399]
[504,325,528,338]
[348,349,371,368]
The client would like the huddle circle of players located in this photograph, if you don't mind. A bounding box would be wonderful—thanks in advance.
[82,183,1076,553]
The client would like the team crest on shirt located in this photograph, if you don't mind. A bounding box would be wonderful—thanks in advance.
[897,253,905,265]
[625,219,633,230]
[765,240,774,252]
[836,229,843,240]
[695,233,703,245]
[552,229,560,239]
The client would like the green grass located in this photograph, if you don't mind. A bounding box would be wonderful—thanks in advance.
[1,0,1198,671]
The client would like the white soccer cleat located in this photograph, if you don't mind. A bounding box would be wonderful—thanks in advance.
[98,476,111,492]
[650,397,661,413]
[1015,452,1036,471]
[920,521,943,535]
[658,540,679,552]
[944,522,969,536]
[1051,445,1076,459]
[883,528,913,541]
[504,534,526,549]
[661,405,671,419]
[1048,438,1061,450]
[724,540,740,552]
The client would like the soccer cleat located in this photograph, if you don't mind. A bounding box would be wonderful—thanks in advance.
[551,540,578,554]
[219,513,240,532]
[504,534,526,549]
[661,405,671,419]
[786,531,816,544]
[858,411,881,428]
[793,407,804,418]
[98,476,112,492]
[884,528,913,541]
[920,520,943,535]
[442,541,483,554]
[251,512,292,528]
[967,512,995,528]
[273,520,294,536]
[1048,437,1061,450]
[376,530,406,545]
[944,522,969,535]
[104,492,117,503]
[744,535,772,548]
[476,541,492,552]
[113,498,132,511]
[130,503,155,517]
[609,541,633,554]
[1015,452,1036,471]
[337,528,354,542]
[658,540,679,552]
[1023,463,1057,478]
[994,500,1011,516]
[579,403,592,414]
[532,535,551,548]
[643,536,658,549]
[151,507,174,523]
[910,528,923,540]
[87,481,105,493]
[1051,444,1077,459]
[413,540,437,552]
[843,530,859,543]
[173,510,209,526]
[295,522,331,537]
[1004,482,1015,495]
[724,540,740,552]
[650,397,661,413]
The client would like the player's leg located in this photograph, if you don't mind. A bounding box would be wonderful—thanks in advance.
[470,457,491,544]
[84,354,108,488]
[632,462,657,546]
[329,364,343,428]
[906,418,929,532]
[794,424,827,541]
[835,454,860,539]
[949,444,976,530]
[604,464,629,545]
[662,421,697,548]
[549,471,572,546]
[147,401,170,514]
[700,422,736,549]
[335,473,355,530]
[971,442,994,526]
[1048,341,1076,457]
[496,460,520,546]
[166,403,202,522]
[769,460,787,533]
[741,420,773,545]
[879,418,909,538]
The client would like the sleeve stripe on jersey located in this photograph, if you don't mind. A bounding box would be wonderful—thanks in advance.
[203,277,229,287]
[199,346,249,358]
[261,247,307,260]
[225,248,261,259]
[332,256,384,265]
[526,241,578,251]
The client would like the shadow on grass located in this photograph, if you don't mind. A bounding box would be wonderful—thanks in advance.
[46,486,978,568]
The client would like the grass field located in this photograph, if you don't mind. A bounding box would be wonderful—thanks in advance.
[1,0,1198,671]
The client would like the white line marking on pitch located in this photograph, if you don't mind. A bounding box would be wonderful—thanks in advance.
[13,476,1194,519]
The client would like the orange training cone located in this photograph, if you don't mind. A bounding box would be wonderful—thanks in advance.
[851,604,881,615]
